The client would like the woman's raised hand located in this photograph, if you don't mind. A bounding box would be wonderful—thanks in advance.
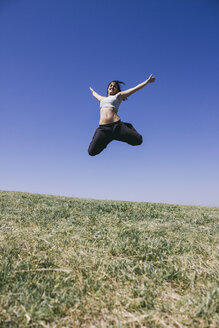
[89,87,94,93]
[147,74,156,83]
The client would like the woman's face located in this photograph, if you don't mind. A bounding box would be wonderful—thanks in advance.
[108,82,119,96]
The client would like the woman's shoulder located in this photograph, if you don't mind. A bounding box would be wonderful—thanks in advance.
[116,92,122,102]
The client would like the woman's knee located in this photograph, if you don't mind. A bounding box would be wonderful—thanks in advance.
[88,143,106,156]
[88,145,98,156]
[88,149,95,156]
[131,134,143,146]
[137,134,143,145]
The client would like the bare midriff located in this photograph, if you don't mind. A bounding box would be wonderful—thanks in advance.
[99,107,120,125]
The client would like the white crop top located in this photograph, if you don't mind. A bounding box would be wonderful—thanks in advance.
[100,94,121,112]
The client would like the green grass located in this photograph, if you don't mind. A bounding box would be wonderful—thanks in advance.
[0,190,218,327]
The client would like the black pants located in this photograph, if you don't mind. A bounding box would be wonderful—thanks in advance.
[88,120,143,156]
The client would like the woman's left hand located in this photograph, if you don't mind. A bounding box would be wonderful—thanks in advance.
[147,74,156,83]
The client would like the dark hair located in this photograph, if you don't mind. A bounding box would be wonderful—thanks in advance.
[107,80,127,100]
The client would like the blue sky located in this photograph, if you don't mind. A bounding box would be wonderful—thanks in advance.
[0,0,219,206]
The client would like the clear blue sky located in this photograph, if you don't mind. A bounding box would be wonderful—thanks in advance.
[1,0,219,206]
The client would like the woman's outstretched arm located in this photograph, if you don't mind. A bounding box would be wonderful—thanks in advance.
[119,74,155,100]
[89,87,104,102]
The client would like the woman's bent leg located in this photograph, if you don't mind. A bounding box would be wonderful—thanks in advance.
[114,122,143,146]
[88,127,112,156]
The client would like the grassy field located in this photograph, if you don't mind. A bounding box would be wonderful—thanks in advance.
[0,191,218,327]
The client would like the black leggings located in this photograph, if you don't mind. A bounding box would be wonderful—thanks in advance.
[88,120,143,156]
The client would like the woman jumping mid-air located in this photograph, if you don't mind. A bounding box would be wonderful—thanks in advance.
[88,74,155,156]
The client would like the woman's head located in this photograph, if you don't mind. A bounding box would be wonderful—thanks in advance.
[107,80,125,96]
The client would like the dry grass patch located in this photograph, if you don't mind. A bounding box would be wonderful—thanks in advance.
[0,191,218,327]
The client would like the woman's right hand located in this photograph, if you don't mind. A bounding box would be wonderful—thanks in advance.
[89,87,94,93]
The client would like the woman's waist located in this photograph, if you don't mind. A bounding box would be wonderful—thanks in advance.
[99,111,120,125]
[99,119,121,127]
